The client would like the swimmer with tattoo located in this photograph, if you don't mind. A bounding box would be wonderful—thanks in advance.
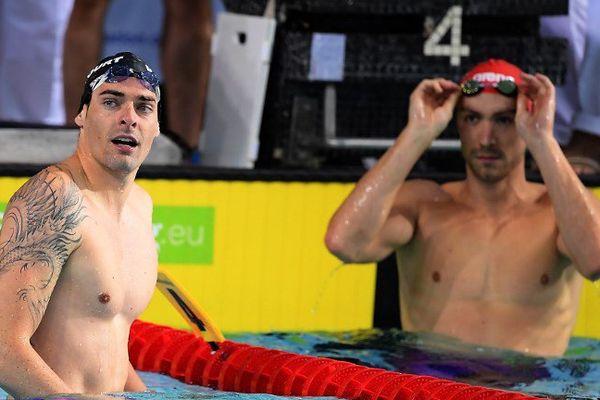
[0,52,160,398]
[325,59,600,357]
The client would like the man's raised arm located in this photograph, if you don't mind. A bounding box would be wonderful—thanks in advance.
[516,73,600,280]
[0,167,84,399]
[325,79,460,263]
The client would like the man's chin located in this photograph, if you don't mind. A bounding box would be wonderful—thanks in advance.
[107,160,138,175]
[469,163,507,183]
[474,169,506,183]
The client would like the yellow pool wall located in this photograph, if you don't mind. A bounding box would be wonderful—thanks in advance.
[0,176,598,338]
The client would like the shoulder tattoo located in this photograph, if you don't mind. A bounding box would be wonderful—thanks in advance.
[0,168,85,328]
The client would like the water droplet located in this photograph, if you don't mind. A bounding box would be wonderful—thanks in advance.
[311,262,346,314]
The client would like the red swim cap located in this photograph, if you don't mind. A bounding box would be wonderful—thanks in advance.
[461,59,523,94]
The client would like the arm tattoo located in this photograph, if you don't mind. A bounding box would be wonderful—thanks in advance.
[0,168,85,329]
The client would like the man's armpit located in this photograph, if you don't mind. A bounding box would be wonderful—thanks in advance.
[0,168,85,329]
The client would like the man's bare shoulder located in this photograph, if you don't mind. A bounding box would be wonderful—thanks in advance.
[522,181,555,207]
[389,179,454,223]
[398,179,454,203]
[18,164,77,189]
[7,166,83,218]
[131,183,154,214]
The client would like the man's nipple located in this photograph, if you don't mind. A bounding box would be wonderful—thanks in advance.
[98,292,111,304]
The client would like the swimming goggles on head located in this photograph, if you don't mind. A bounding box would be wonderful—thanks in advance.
[460,79,518,97]
[89,65,161,101]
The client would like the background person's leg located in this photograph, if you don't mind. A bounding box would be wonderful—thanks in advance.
[0,0,74,125]
[161,0,213,158]
[63,0,111,125]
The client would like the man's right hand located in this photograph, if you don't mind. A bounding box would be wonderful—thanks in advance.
[326,80,457,264]
[406,78,460,142]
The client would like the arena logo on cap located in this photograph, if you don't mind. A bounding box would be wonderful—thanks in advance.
[472,72,516,84]
[152,206,215,265]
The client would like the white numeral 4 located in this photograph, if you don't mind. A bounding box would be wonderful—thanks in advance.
[423,5,470,66]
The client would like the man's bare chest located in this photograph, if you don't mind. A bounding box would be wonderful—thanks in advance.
[57,208,158,319]
[399,206,568,301]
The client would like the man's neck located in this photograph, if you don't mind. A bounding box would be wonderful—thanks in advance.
[462,168,530,215]
[67,151,137,210]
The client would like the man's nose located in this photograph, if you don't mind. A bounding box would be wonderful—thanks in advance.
[478,121,496,146]
[119,103,138,128]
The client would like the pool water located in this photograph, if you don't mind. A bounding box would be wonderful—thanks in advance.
[2,329,598,399]
[229,329,600,400]
[0,372,330,400]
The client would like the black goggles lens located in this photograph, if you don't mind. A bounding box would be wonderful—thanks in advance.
[461,79,517,97]
[106,65,160,91]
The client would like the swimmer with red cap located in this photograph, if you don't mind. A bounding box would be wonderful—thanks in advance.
[326,58,600,357]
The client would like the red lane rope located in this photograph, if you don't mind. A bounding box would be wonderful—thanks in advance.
[129,320,546,400]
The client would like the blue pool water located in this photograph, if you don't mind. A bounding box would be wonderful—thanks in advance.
[2,329,599,399]
[229,329,600,400]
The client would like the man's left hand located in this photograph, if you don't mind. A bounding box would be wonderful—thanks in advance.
[515,73,556,144]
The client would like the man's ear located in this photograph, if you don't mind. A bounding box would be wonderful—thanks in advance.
[74,105,87,128]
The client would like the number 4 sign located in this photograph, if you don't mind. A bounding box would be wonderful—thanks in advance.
[423,5,470,66]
